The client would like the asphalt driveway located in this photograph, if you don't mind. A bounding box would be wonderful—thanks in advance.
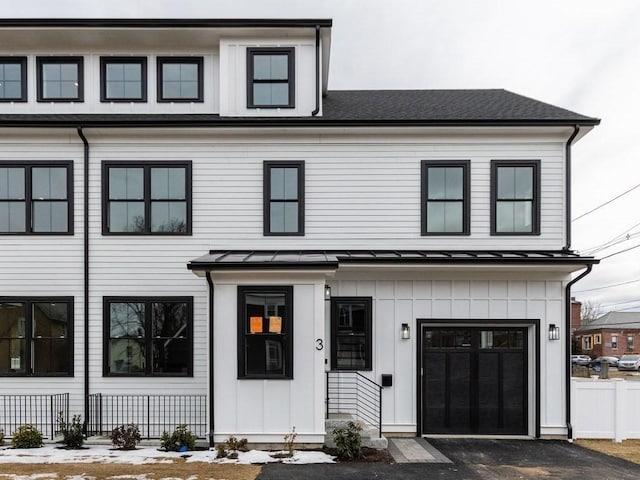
[257,438,640,480]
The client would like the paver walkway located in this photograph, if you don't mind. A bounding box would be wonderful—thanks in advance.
[387,437,452,463]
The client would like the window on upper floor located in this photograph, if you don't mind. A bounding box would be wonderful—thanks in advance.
[36,57,83,102]
[331,297,372,371]
[263,161,304,236]
[156,57,203,103]
[0,57,27,102]
[247,47,295,108]
[238,286,293,379]
[104,297,192,376]
[612,335,618,349]
[100,57,147,103]
[421,160,470,235]
[491,160,540,235]
[102,162,191,235]
[0,297,73,376]
[0,162,73,235]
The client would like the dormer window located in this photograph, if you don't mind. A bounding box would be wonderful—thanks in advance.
[247,47,294,108]
[0,57,27,102]
[157,57,203,102]
[36,57,83,102]
[101,57,147,102]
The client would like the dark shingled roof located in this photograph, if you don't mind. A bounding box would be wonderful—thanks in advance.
[0,89,599,128]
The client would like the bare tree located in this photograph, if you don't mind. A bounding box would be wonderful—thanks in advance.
[581,300,602,323]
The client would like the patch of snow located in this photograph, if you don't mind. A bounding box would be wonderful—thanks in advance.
[0,475,58,480]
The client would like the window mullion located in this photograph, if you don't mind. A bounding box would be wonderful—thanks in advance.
[145,300,152,375]
[144,166,152,234]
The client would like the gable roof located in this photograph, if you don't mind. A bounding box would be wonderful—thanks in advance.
[0,89,599,128]
[577,311,640,331]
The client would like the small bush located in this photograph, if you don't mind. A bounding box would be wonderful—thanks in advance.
[283,426,297,457]
[110,423,141,450]
[57,412,84,449]
[225,436,248,452]
[0,428,5,446]
[160,424,197,452]
[332,421,362,461]
[215,442,227,458]
[12,424,44,449]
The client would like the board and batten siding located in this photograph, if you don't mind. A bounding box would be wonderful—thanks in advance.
[327,273,569,437]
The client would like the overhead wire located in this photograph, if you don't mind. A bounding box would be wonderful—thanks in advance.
[572,182,640,222]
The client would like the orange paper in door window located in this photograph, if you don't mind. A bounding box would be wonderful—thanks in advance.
[269,316,282,333]
[250,316,263,333]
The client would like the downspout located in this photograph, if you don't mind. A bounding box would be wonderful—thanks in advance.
[206,272,215,447]
[76,127,90,433]
[565,264,593,440]
[564,125,580,250]
[311,24,320,116]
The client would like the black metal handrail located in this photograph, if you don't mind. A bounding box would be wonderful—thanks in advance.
[326,371,382,438]
[0,393,69,440]
[87,393,207,439]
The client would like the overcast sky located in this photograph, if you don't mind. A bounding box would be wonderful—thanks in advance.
[5,0,640,313]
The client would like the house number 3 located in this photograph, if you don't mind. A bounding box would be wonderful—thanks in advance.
[315,339,324,350]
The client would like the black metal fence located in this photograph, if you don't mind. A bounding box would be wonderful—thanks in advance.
[87,393,207,439]
[0,393,69,440]
[326,371,382,437]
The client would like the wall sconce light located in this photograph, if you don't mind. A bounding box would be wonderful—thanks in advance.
[401,323,410,340]
[549,324,560,341]
[324,285,331,301]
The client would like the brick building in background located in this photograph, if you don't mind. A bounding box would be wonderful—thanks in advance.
[574,311,640,357]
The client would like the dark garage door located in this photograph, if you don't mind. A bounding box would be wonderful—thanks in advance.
[422,327,528,435]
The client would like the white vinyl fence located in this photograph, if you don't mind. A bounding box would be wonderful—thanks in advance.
[572,378,640,441]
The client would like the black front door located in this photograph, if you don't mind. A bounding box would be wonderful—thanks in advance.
[422,327,528,435]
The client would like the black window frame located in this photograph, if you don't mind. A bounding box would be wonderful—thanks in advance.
[247,47,295,109]
[421,160,471,236]
[330,297,373,371]
[156,57,204,103]
[263,160,305,236]
[100,56,148,103]
[237,286,293,380]
[0,296,74,377]
[102,161,192,236]
[36,56,84,102]
[0,161,74,235]
[103,296,193,377]
[490,160,541,236]
[0,57,27,102]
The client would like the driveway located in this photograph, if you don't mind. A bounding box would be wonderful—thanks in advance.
[257,438,640,480]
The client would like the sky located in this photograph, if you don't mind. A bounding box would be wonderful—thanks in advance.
[4,0,640,313]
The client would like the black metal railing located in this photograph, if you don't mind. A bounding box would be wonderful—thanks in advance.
[326,371,382,438]
[87,393,207,439]
[0,393,69,440]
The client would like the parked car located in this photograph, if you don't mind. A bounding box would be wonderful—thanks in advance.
[589,356,619,371]
[571,355,592,366]
[617,355,640,371]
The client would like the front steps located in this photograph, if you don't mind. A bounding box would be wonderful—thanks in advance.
[325,414,388,449]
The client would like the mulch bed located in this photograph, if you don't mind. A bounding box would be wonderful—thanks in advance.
[322,446,394,463]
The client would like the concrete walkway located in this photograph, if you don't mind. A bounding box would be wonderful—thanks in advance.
[387,437,452,463]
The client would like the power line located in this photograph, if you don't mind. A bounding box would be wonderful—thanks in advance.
[601,298,640,309]
[574,278,640,293]
[600,242,640,260]
[572,182,640,222]
[580,222,640,255]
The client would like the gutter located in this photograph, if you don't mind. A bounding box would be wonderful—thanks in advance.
[311,24,320,116]
[565,264,594,441]
[76,127,90,433]
[206,272,215,447]
[564,125,581,250]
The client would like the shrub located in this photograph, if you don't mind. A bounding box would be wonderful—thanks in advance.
[225,436,248,452]
[57,412,84,449]
[110,423,141,450]
[0,428,4,446]
[215,442,227,459]
[160,424,197,452]
[332,421,362,461]
[283,426,297,457]
[12,424,44,449]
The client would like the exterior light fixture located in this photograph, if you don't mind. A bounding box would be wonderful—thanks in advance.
[549,324,560,341]
[401,323,410,340]
[324,285,331,301]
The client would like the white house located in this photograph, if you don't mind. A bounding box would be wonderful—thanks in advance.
[0,18,599,445]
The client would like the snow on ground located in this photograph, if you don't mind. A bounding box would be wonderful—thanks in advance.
[0,446,335,466]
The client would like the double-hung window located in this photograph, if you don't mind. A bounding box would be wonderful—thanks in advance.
[101,57,147,102]
[331,297,372,371]
[491,160,540,235]
[103,162,191,234]
[421,160,470,235]
[0,162,73,234]
[247,48,295,108]
[36,57,83,102]
[238,286,293,379]
[0,57,27,102]
[264,161,304,235]
[157,57,203,102]
[0,297,73,376]
[104,297,192,376]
